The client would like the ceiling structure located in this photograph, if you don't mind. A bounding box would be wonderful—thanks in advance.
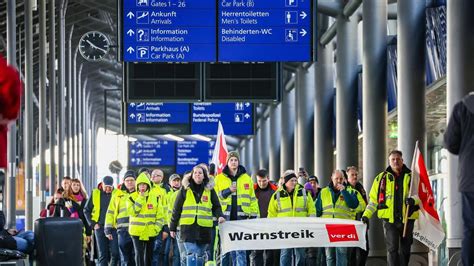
[0,0,446,152]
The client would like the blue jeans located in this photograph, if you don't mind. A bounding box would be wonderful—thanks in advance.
[118,230,135,266]
[462,192,474,266]
[152,231,164,266]
[280,248,305,266]
[221,250,247,266]
[183,242,208,266]
[325,247,348,266]
[164,236,180,266]
[95,227,119,266]
[13,231,35,254]
[176,231,186,266]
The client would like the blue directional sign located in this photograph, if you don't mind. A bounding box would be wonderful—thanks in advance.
[191,102,253,135]
[125,102,253,135]
[127,102,189,124]
[129,140,176,167]
[123,0,217,62]
[218,0,312,61]
[176,141,211,174]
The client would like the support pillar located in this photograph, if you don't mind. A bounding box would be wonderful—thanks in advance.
[24,0,34,230]
[296,66,315,174]
[398,0,428,262]
[240,143,247,168]
[39,0,47,210]
[258,116,269,171]
[49,0,57,195]
[336,5,359,169]
[363,0,388,261]
[6,0,18,228]
[281,89,295,172]
[91,122,97,187]
[269,104,281,181]
[66,26,75,177]
[314,15,334,186]
[252,130,259,178]
[446,0,474,260]
[81,79,88,181]
[57,0,66,187]
[245,138,253,173]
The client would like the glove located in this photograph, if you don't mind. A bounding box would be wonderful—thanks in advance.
[405,197,415,206]
[361,216,369,224]
[407,205,420,217]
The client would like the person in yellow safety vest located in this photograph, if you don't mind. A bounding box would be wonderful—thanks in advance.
[84,176,119,266]
[361,150,420,266]
[170,165,225,266]
[214,151,259,266]
[267,170,316,266]
[164,173,183,266]
[316,169,360,266]
[170,171,191,266]
[345,167,369,266]
[104,170,137,265]
[150,168,170,265]
[127,172,165,266]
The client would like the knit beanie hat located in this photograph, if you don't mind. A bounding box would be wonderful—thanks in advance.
[308,175,319,183]
[123,170,137,181]
[169,173,181,182]
[226,151,240,164]
[283,172,297,184]
[103,176,114,187]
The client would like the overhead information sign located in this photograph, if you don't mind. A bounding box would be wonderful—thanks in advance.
[123,0,216,62]
[192,102,253,135]
[218,0,312,61]
[176,141,210,174]
[129,140,176,167]
[122,0,313,62]
[125,101,254,135]
[127,102,189,124]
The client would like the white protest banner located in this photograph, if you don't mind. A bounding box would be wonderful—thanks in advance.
[219,217,367,254]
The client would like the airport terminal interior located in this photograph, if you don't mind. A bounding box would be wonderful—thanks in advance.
[0,0,473,265]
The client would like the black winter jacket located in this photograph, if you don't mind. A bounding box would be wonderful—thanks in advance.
[84,184,114,228]
[444,93,474,192]
[0,211,16,250]
[169,175,223,244]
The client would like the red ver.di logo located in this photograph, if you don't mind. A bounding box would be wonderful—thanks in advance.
[325,224,359,242]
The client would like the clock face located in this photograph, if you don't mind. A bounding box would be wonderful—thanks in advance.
[79,31,110,61]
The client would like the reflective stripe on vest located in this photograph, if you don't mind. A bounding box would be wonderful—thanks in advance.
[215,173,256,217]
[320,187,354,220]
[275,186,309,217]
[128,192,162,238]
[179,189,213,228]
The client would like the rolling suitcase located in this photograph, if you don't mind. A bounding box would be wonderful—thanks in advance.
[34,215,83,266]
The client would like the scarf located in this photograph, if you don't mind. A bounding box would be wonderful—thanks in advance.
[71,192,85,204]
[377,172,389,209]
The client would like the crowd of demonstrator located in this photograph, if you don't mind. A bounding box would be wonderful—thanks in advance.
[35,147,425,266]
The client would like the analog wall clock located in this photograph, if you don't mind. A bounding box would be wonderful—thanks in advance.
[79,31,110,61]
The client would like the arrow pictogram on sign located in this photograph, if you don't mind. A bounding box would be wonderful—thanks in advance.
[300,11,307,20]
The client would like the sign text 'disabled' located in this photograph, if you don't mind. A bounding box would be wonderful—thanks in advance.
[122,0,313,62]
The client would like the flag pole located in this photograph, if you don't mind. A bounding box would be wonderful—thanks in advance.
[403,141,419,237]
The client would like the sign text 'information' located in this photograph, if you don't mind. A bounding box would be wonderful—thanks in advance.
[123,0,312,62]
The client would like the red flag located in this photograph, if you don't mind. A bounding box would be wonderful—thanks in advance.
[0,54,22,168]
[409,142,445,251]
[211,121,228,174]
